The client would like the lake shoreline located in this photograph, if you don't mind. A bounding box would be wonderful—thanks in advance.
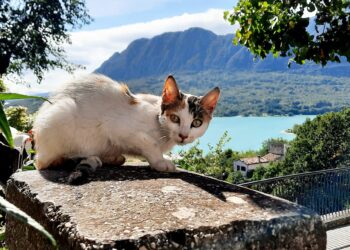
[173,115,315,154]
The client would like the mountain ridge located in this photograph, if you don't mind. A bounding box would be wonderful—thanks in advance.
[7,28,350,117]
[95,27,350,81]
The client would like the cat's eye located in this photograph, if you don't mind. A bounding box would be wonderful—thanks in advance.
[191,119,202,128]
[170,114,180,123]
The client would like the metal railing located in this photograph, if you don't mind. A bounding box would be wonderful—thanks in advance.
[239,167,350,228]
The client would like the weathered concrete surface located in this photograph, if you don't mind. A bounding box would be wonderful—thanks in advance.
[6,165,326,249]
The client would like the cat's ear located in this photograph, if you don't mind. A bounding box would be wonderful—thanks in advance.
[200,87,220,115]
[162,75,180,104]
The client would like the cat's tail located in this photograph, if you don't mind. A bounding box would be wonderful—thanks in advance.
[68,156,102,184]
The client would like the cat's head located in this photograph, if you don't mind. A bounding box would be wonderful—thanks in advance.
[159,75,220,145]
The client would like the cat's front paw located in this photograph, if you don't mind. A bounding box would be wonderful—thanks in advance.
[151,159,177,172]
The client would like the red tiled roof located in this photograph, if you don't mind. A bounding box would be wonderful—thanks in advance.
[240,153,282,165]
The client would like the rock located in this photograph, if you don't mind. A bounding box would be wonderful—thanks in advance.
[5,165,326,249]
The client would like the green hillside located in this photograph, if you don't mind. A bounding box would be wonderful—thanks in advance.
[127,70,350,116]
[9,69,350,117]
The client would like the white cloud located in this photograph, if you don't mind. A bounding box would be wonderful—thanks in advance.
[7,8,236,94]
[86,0,178,18]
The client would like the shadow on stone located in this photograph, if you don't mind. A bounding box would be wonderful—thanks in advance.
[39,164,291,211]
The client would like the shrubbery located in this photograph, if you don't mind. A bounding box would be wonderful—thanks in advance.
[175,131,273,184]
[176,108,350,184]
[5,106,34,132]
[247,108,350,180]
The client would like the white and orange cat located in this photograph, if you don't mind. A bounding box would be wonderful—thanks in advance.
[33,74,220,181]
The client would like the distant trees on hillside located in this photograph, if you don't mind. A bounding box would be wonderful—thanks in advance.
[225,1,350,66]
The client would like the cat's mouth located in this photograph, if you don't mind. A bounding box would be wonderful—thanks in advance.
[177,142,186,146]
[177,138,191,145]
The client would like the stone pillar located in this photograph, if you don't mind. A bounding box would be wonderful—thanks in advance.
[6,165,326,249]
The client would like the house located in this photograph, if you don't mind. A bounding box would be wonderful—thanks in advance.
[233,143,287,177]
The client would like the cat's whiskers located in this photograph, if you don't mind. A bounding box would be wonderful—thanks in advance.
[159,135,170,144]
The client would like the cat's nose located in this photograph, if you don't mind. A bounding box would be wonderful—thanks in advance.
[179,134,188,140]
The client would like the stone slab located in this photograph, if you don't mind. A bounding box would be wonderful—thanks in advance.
[5,165,326,249]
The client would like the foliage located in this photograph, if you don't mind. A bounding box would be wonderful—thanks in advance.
[225,0,350,66]
[176,132,229,180]
[176,132,248,184]
[0,92,48,148]
[281,108,350,174]
[0,79,6,93]
[177,132,227,180]
[251,165,267,181]
[5,106,33,132]
[0,0,91,80]
[251,161,285,180]
[0,197,56,248]
[175,132,292,183]
[253,109,350,179]
[0,101,12,147]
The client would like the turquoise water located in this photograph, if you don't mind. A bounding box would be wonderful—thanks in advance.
[173,115,315,153]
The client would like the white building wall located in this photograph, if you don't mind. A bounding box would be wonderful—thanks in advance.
[233,161,249,177]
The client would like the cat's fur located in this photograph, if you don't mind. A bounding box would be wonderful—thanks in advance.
[33,74,220,179]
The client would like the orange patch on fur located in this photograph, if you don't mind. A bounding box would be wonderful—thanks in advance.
[120,84,139,105]
[36,157,64,170]
[162,98,186,114]
[36,160,45,170]
[51,158,65,166]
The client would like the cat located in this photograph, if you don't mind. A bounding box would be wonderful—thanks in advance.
[33,74,220,183]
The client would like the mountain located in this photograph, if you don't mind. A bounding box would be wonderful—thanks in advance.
[8,28,350,117]
[95,27,350,80]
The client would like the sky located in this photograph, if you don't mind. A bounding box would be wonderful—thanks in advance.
[7,0,238,94]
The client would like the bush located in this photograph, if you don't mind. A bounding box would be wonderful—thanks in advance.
[175,132,248,184]
[281,108,350,174]
[5,106,33,132]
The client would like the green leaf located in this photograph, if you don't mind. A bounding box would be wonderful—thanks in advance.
[22,165,36,171]
[0,102,13,148]
[223,10,229,20]
[0,231,4,241]
[0,93,50,103]
[0,92,50,147]
[0,197,57,248]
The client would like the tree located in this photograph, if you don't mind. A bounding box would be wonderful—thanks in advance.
[281,108,350,174]
[176,132,246,183]
[0,79,6,92]
[0,0,91,81]
[5,106,33,132]
[225,1,350,66]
